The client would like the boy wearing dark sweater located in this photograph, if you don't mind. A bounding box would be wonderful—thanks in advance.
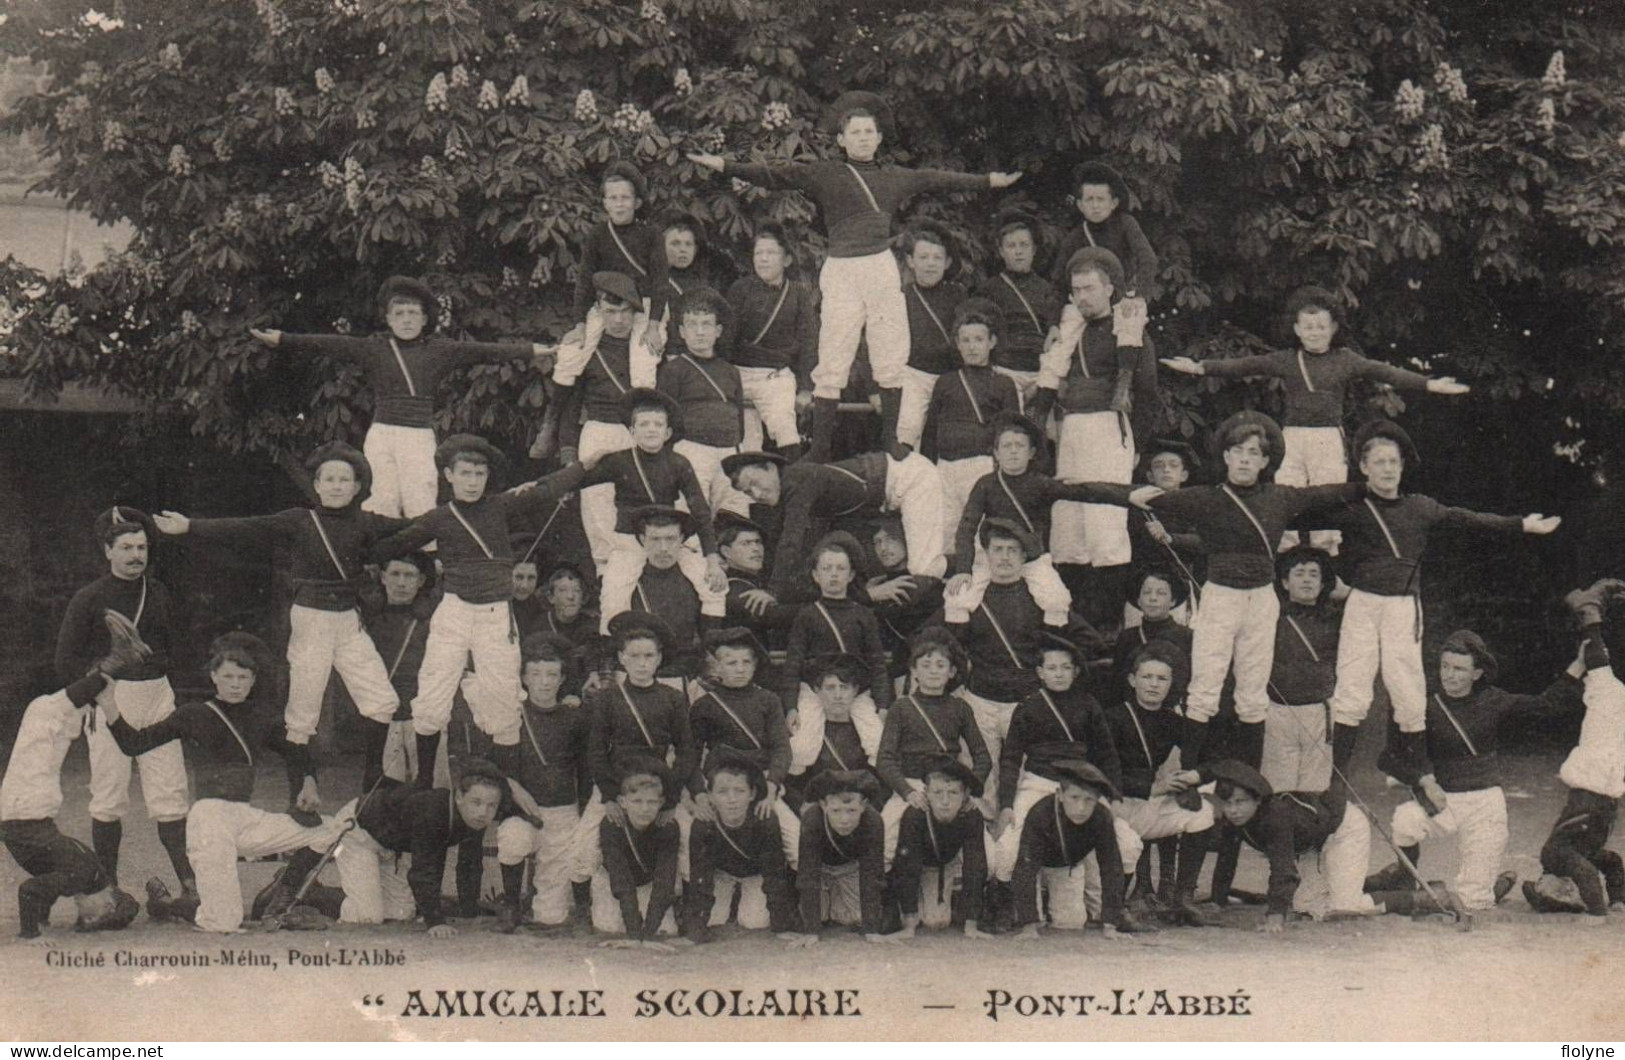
[993,634,1120,883]
[781,533,892,775]
[1182,759,1376,931]
[549,271,662,568]
[494,635,592,932]
[330,759,518,934]
[590,758,684,944]
[656,288,750,516]
[683,755,798,942]
[362,557,439,786]
[1048,162,1159,301]
[1125,437,1205,622]
[1030,246,1159,581]
[252,275,552,519]
[375,434,592,780]
[56,507,191,896]
[892,758,995,938]
[1367,629,1581,910]
[1263,546,1343,795]
[718,512,798,642]
[689,90,1020,461]
[571,161,669,326]
[1010,760,1151,935]
[583,389,728,632]
[946,412,1101,627]
[785,654,884,807]
[789,769,894,948]
[153,442,403,781]
[568,613,698,883]
[875,630,992,864]
[944,519,1060,811]
[1319,420,1559,766]
[725,223,816,458]
[921,299,1023,556]
[688,628,800,858]
[974,209,1061,402]
[103,634,341,933]
[1110,569,1194,704]
[3,646,148,941]
[1160,286,1469,551]
[892,222,969,453]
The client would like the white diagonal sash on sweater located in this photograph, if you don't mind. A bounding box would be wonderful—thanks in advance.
[447,503,496,558]
[910,285,953,347]
[1433,694,1479,757]
[956,370,987,426]
[202,700,253,767]
[706,688,763,750]
[1000,273,1044,335]
[814,603,850,654]
[308,510,350,581]
[388,337,419,397]
[908,696,952,753]
[618,682,658,748]
[843,164,883,215]
[606,223,649,277]
[1220,485,1277,558]
[751,281,792,347]
[1038,689,1077,743]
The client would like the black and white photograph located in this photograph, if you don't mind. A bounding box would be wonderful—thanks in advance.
[0,0,1621,1045]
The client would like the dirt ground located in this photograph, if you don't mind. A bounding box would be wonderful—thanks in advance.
[2,752,1621,1042]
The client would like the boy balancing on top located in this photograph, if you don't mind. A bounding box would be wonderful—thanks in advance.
[688,89,1021,461]
[252,275,554,519]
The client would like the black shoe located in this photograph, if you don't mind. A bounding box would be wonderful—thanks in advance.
[251,866,293,922]
[1522,878,1586,914]
[1114,910,1160,934]
[1363,861,1416,894]
[496,902,523,935]
[1492,871,1517,905]
[144,877,175,922]
[1168,893,1224,928]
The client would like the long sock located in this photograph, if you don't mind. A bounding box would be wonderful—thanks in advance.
[490,741,522,779]
[1397,845,1421,873]
[876,387,904,456]
[360,717,391,794]
[414,732,443,789]
[1156,836,1181,897]
[779,442,806,463]
[1331,721,1360,774]
[1235,720,1266,771]
[1180,716,1210,768]
[805,397,839,463]
[1175,827,1211,897]
[1128,845,1153,900]
[1582,627,1611,673]
[283,845,326,894]
[91,819,122,884]
[502,863,526,904]
[155,819,194,889]
[571,879,592,919]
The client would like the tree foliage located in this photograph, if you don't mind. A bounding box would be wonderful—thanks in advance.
[1,0,1622,465]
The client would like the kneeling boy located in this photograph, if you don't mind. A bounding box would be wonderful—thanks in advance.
[590,757,683,945]
[891,757,995,938]
[683,754,798,942]
[791,769,894,948]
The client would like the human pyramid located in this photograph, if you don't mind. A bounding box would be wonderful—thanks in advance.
[5,90,1622,949]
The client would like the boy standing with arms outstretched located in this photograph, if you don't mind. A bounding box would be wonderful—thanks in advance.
[375,434,593,784]
[1160,286,1470,550]
[688,90,1021,461]
[1317,420,1560,769]
[153,442,403,787]
[252,275,553,519]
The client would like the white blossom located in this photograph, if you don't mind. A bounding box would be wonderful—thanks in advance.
[477,79,500,111]
[168,144,193,176]
[425,72,449,112]
[450,64,470,89]
[760,101,792,130]
[1537,96,1556,132]
[674,68,692,95]
[504,75,530,106]
[1543,50,1566,90]
[159,43,183,71]
[1395,79,1426,121]
[274,87,296,117]
[101,120,128,152]
[574,89,598,122]
[315,67,335,94]
[1433,62,1469,104]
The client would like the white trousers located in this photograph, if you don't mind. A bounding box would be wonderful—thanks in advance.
[787,685,883,772]
[598,536,726,635]
[911,843,997,929]
[1039,865,1094,929]
[1275,426,1346,552]
[285,605,399,744]
[187,798,342,933]
[1292,802,1376,918]
[382,720,452,788]
[884,452,949,580]
[496,804,582,925]
[1392,786,1508,909]
[937,455,993,556]
[590,870,681,935]
[738,366,801,448]
[1262,703,1332,794]
[958,688,1016,818]
[944,552,1071,626]
[815,859,864,927]
[896,366,940,450]
[704,870,772,930]
[673,439,751,518]
[1080,816,1147,919]
[812,251,908,398]
[995,773,1059,881]
[1187,582,1280,723]
[578,420,635,569]
[1051,411,1134,566]
[410,593,521,744]
[362,422,440,520]
[87,677,189,822]
[335,823,419,924]
[1329,589,1427,733]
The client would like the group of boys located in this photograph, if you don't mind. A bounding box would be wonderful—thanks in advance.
[6,89,1622,947]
